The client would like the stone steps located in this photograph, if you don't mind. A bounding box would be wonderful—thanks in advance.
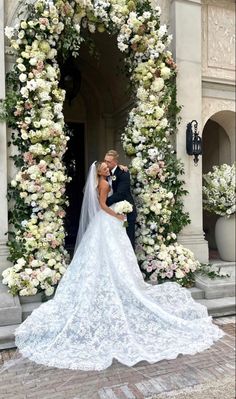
[21,302,42,321]
[188,287,235,317]
[188,287,205,299]
[195,260,235,299]
[196,296,236,317]
[0,324,19,350]
[0,283,22,327]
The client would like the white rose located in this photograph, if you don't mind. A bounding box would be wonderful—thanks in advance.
[158,118,168,130]
[29,57,37,66]
[33,121,40,128]
[59,266,66,274]
[19,288,29,296]
[17,63,26,72]
[11,180,17,187]
[48,259,56,266]
[161,66,171,80]
[151,77,164,92]
[22,132,29,140]
[25,268,33,275]
[19,73,27,82]
[17,258,26,267]
[5,26,15,39]
[47,49,57,59]
[45,286,55,296]
[74,24,80,34]
[20,87,29,98]
[175,269,185,279]
[14,264,22,272]
[31,194,38,201]
[20,21,27,29]
[18,30,25,39]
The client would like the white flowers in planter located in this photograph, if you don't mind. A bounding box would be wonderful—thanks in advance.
[203,163,236,217]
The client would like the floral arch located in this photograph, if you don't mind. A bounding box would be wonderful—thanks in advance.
[2,0,201,297]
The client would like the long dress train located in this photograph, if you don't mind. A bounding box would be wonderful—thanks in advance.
[15,208,223,371]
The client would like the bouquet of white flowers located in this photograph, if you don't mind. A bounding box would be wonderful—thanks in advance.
[203,163,236,217]
[114,201,133,227]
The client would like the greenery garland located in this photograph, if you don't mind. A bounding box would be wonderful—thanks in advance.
[1,0,202,296]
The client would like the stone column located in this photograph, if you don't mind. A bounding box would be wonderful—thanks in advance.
[0,0,21,330]
[0,0,9,274]
[170,0,209,262]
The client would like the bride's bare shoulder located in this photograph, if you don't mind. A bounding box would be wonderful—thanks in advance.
[98,179,109,191]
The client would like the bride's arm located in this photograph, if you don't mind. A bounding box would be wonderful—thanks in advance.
[99,181,125,221]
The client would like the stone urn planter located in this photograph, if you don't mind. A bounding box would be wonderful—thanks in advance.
[215,214,235,261]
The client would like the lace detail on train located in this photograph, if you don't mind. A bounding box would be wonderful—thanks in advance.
[15,209,224,371]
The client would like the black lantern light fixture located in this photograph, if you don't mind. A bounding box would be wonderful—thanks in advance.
[186,120,202,165]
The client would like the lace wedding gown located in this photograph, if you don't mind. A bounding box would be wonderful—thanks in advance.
[15,207,223,371]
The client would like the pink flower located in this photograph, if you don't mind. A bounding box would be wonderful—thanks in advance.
[23,152,34,165]
[14,109,22,116]
[166,270,173,278]
[25,102,32,110]
[39,18,49,26]
[37,60,44,71]
[51,240,59,248]
[38,163,47,173]
[21,122,29,129]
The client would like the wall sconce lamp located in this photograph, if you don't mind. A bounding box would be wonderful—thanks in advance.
[186,120,202,165]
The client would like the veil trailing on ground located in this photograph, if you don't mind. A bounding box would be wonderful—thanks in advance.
[74,161,100,251]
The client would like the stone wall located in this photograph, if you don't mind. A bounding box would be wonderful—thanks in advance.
[202,0,235,82]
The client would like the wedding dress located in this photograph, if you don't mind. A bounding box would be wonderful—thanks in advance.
[15,206,223,371]
[15,163,223,370]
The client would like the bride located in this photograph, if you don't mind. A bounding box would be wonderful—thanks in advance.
[15,161,223,371]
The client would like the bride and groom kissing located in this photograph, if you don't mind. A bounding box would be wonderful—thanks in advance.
[13,149,223,371]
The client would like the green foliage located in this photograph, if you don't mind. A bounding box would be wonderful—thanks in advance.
[197,263,230,280]
[0,70,20,126]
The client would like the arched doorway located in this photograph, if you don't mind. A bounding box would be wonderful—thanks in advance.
[202,111,235,257]
[61,32,130,252]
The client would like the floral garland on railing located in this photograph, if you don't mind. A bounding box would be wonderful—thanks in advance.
[1,0,200,296]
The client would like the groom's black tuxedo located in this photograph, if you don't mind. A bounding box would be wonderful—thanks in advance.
[106,166,137,249]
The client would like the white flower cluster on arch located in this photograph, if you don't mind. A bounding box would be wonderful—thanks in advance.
[2,0,200,296]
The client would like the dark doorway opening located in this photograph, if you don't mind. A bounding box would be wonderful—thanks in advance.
[63,122,85,253]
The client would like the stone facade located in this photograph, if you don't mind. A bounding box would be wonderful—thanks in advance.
[0,0,235,330]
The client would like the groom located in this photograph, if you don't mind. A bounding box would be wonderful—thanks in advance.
[104,150,137,249]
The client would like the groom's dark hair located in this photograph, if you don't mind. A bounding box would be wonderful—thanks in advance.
[106,150,119,160]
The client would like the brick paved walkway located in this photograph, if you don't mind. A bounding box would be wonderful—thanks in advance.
[0,317,235,399]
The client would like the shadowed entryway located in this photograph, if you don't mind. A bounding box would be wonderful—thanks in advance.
[63,122,85,251]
